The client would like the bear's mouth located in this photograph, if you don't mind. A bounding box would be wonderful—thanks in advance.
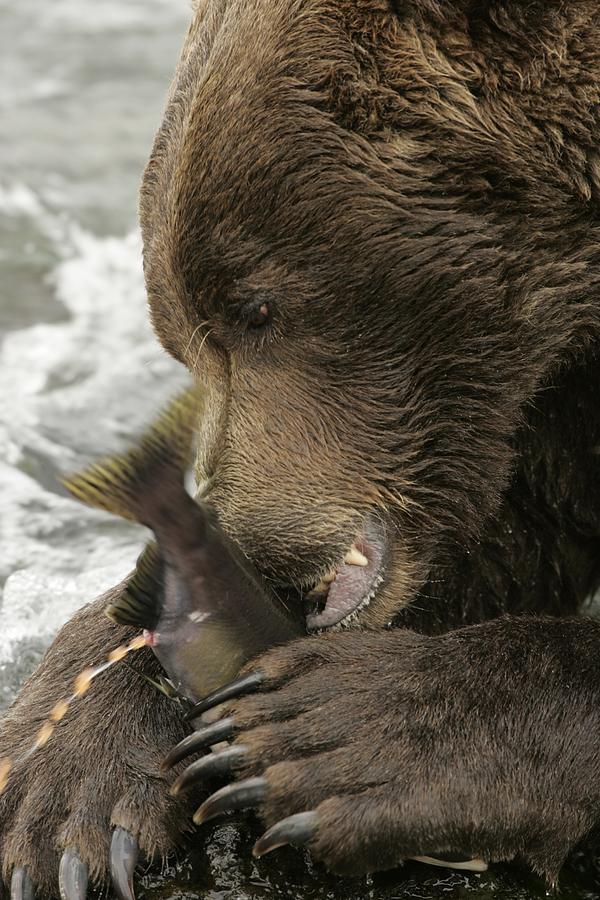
[304,521,386,631]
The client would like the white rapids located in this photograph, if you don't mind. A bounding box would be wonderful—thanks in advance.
[0,0,190,707]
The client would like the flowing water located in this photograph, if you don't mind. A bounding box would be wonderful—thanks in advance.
[0,0,188,704]
[0,2,599,897]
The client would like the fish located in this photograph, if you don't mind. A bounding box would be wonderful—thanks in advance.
[63,387,304,702]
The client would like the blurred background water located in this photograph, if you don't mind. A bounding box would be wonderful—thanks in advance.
[0,0,188,706]
[1,2,600,898]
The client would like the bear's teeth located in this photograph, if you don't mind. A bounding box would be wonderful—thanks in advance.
[344,545,368,567]
[307,544,368,597]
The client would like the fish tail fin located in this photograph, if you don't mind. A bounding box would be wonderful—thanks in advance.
[61,386,204,524]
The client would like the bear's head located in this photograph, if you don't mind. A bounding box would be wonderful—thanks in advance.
[139,0,600,629]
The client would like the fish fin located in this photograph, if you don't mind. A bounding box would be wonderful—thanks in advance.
[61,386,204,523]
[106,542,163,629]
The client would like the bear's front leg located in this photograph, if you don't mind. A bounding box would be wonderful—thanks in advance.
[0,585,195,899]
[169,616,600,884]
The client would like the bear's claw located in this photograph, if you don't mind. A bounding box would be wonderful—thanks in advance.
[193,777,268,825]
[110,828,139,900]
[185,672,265,719]
[171,744,247,795]
[10,868,34,900]
[253,812,319,857]
[162,717,237,771]
[59,851,88,900]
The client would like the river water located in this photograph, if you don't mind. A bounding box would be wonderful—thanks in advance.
[0,2,599,898]
[0,0,187,705]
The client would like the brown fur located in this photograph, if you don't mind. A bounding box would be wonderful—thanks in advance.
[2,0,600,892]
[141,0,600,630]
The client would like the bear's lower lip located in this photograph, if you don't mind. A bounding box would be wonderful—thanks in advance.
[305,523,386,631]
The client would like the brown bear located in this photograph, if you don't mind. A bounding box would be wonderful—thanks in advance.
[2,0,600,896]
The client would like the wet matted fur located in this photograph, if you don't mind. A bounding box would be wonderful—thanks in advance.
[1,0,600,893]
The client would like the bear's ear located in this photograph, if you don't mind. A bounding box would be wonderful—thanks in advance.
[106,542,164,630]
[60,385,205,524]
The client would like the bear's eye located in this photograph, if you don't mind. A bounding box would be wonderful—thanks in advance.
[246,301,270,329]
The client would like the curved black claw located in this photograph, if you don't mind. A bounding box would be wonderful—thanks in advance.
[193,776,268,825]
[110,827,139,900]
[186,672,265,720]
[171,744,248,795]
[253,811,319,857]
[59,850,88,900]
[10,868,34,900]
[162,717,237,771]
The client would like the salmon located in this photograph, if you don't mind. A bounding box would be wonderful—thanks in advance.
[63,388,303,701]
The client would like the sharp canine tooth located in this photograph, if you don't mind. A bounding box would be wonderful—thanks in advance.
[345,545,368,567]
[310,549,367,597]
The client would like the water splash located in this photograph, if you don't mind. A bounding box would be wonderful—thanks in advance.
[0,195,185,682]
